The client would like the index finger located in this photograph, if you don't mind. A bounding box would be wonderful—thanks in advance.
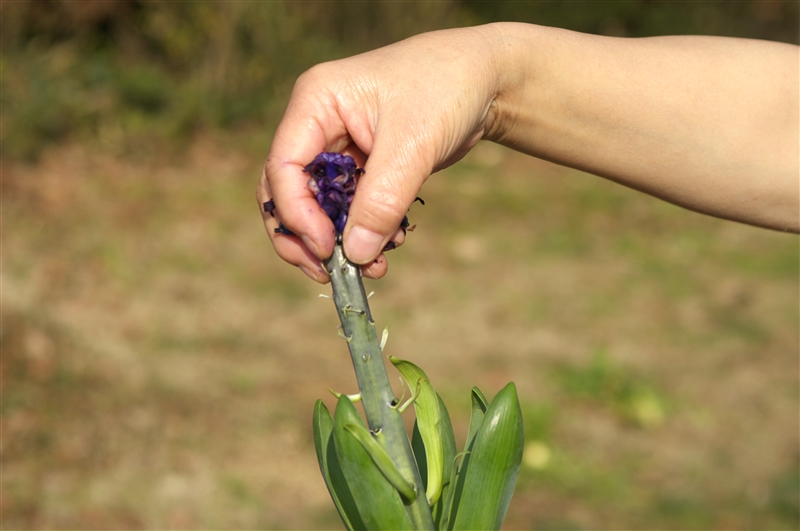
[265,82,354,260]
[264,142,331,258]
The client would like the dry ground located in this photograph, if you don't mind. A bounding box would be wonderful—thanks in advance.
[2,138,798,530]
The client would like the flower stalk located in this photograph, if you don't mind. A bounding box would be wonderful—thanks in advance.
[325,241,435,529]
[278,152,525,530]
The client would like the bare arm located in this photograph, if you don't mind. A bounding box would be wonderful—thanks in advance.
[259,23,799,282]
[488,23,799,232]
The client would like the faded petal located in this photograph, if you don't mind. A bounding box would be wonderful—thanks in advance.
[303,152,362,235]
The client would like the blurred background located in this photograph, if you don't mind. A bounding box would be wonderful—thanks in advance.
[2,1,798,529]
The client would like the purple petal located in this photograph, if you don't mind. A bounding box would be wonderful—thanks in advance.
[303,152,362,235]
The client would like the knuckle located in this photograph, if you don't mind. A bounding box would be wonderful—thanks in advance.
[294,62,336,93]
[358,186,410,232]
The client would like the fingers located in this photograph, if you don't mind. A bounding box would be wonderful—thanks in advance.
[262,34,488,271]
[263,71,354,262]
[342,131,432,264]
[257,166,331,283]
[258,161,402,282]
[361,253,389,279]
[265,66,423,269]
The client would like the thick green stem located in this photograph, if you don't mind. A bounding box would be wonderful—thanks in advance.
[326,242,434,530]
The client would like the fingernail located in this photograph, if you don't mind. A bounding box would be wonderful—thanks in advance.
[361,254,387,280]
[299,265,318,281]
[300,262,330,283]
[344,226,384,263]
[301,234,321,258]
[301,264,329,283]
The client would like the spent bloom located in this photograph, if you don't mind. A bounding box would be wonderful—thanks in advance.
[304,152,364,234]
[263,152,362,236]
[264,152,420,246]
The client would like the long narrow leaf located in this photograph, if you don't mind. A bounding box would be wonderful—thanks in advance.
[312,400,365,530]
[389,356,450,505]
[465,387,489,450]
[333,395,414,530]
[449,383,524,531]
[442,387,487,529]
[431,393,457,529]
[343,422,417,502]
[411,421,428,492]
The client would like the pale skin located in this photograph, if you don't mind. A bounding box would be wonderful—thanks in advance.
[258,23,799,283]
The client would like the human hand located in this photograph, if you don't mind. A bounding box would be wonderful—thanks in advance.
[257,25,504,283]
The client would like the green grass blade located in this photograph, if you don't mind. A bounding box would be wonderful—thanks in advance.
[312,400,365,531]
[449,383,524,531]
[333,395,414,530]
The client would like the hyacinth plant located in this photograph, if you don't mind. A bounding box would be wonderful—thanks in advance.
[265,152,524,530]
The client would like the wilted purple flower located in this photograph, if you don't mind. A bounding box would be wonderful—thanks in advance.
[266,152,422,249]
[304,152,364,234]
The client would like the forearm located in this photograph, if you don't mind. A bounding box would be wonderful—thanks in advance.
[486,23,799,232]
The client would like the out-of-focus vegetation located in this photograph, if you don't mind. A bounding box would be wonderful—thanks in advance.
[1,1,457,160]
[1,0,797,161]
[2,1,798,530]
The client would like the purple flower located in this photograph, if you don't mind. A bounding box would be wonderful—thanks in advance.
[268,152,422,249]
[304,152,364,234]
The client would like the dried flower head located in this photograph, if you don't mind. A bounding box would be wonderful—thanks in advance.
[304,152,364,234]
[265,152,421,249]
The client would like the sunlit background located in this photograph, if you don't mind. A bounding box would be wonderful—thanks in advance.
[2,1,798,529]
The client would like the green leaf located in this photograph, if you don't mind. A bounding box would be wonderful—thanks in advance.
[431,393,457,529]
[312,400,365,531]
[448,383,524,531]
[412,398,459,529]
[411,421,428,492]
[465,386,489,451]
[333,395,414,530]
[343,422,417,502]
[389,356,451,505]
[440,387,488,530]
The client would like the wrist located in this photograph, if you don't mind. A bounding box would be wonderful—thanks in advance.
[479,22,544,148]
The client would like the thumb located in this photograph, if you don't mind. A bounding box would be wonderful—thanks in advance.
[343,139,432,264]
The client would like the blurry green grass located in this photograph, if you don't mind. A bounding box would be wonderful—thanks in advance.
[2,1,796,162]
